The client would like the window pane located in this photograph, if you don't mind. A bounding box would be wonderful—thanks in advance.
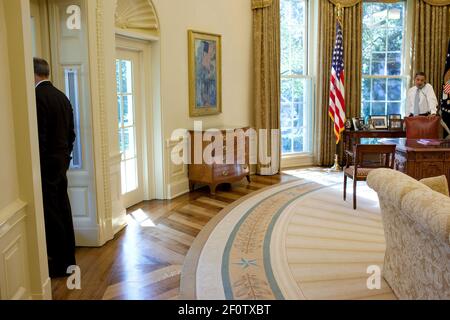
[280,0,308,155]
[362,102,371,118]
[387,52,401,75]
[362,78,371,101]
[280,0,306,76]
[371,53,386,75]
[388,5,404,27]
[387,102,401,115]
[372,78,386,101]
[280,77,306,154]
[361,1,406,117]
[387,78,402,100]
[372,102,386,115]
[281,78,292,103]
[387,28,402,51]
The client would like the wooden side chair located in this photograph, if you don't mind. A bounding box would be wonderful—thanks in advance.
[344,144,396,210]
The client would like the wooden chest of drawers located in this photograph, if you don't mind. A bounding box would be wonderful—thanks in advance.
[188,127,251,195]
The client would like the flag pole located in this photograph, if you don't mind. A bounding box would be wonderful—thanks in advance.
[328,4,343,172]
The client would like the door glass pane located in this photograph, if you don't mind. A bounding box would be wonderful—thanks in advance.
[125,159,138,193]
[116,58,138,195]
[123,95,134,126]
[123,127,136,160]
[120,60,132,94]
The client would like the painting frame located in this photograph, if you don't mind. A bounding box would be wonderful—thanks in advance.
[188,30,222,117]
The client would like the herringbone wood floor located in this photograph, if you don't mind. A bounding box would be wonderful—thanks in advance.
[51,174,296,300]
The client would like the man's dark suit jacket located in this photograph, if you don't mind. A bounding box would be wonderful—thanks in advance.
[35,81,77,278]
[35,81,76,166]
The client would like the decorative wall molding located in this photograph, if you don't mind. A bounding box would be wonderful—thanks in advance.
[94,0,113,244]
[167,178,190,200]
[115,0,159,33]
[0,199,30,300]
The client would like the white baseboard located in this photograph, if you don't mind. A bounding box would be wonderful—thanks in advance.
[167,177,190,200]
[31,277,52,300]
[74,226,101,247]
[281,154,314,169]
[112,213,127,235]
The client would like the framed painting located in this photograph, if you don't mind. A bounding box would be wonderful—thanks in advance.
[188,30,222,117]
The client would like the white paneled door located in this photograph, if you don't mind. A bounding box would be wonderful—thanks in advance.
[116,49,145,208]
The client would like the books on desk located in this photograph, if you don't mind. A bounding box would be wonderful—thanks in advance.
[417,139,441,146]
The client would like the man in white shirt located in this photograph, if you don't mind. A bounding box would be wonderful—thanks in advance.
[406,72,438,117]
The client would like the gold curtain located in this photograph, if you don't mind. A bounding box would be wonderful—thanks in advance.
[317,0,362,166]
[252,0,281,175]
[412,0,450,101]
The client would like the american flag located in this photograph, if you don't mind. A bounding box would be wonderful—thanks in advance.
[329,21,346,144]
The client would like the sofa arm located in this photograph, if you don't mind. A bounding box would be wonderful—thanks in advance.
[367,169,425,207]
[401,189,450,245]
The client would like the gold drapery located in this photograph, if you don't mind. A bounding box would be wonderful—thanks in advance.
[317,0,362,166]
[253,0,281,175]
[412,0,450,102]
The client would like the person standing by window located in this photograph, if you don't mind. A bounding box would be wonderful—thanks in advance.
[406,72,438,117]
[34,58,76,278]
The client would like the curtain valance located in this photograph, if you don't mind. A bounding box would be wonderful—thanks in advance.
[329,0,450,7]
[252,0,272,10]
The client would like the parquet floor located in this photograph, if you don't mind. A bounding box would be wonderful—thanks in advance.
[51,174,297,300]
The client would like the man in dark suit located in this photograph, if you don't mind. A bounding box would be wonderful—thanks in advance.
[34,58,76,278]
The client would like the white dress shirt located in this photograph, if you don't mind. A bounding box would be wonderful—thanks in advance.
[405,83,438,116]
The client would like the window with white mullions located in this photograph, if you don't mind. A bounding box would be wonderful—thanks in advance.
[361,1,407,118]
[280,0,311,155]
[116,59,138,195]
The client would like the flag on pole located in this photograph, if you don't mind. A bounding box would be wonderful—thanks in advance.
[441,39,450,137]
[329,20,346,144]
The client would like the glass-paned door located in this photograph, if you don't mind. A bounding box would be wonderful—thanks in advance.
[116,49,144,208]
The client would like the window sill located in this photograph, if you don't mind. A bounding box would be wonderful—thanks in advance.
[281,153,314,169]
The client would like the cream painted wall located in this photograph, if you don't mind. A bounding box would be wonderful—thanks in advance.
[152,0,254,136]
[0,2,19,210]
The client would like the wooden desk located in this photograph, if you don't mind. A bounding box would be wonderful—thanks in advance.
[343,130,406,163]
[381,138,450,189]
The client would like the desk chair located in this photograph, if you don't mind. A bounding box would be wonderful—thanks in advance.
[405,116,441,139]
[344,144,396,210]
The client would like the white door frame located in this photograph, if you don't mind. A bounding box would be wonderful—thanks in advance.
[116,36,156,205]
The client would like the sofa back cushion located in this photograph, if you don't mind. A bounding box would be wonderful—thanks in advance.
[420,175,449,197]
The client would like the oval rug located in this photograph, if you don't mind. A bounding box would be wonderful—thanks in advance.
[180,177,396,300]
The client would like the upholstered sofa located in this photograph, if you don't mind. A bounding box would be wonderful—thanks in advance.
[367,169,450,300]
